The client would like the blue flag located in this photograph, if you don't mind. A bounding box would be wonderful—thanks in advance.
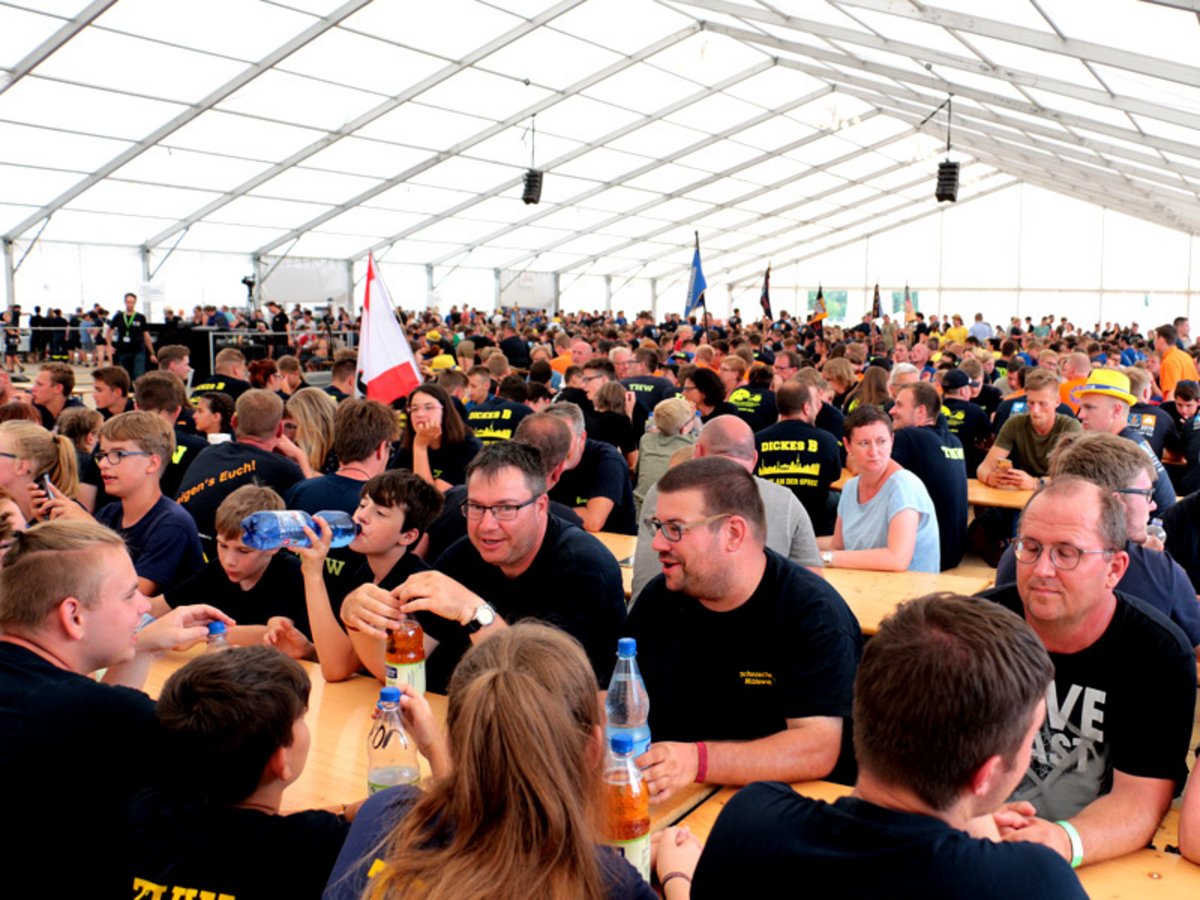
[685,232,706,318]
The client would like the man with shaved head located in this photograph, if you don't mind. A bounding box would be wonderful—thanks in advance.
[632,415,822,601]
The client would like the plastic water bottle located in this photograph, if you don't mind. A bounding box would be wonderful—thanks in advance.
[605,637,650,758]
[206,621,229,653]
[603,733,651,884]
[1147,517,1167,543]
[386,615,426,696]
[366,686,420,794]
[240,510,358,550]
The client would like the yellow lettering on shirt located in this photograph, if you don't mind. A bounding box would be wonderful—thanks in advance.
[131,878,234,900]
[739,670,775,687]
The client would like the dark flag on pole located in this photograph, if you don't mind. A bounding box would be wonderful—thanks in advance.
[685,231,707,319]
[812,283,827,325]
[759,264,772,320]
[872,282,882,320]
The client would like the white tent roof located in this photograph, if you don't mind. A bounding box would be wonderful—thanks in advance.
[3,0,1200,291]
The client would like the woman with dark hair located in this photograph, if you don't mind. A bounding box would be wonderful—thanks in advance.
[681,366,737,424]
[324,623,699,900]
[194,391,235,444]
[393,383,481,491]
[817,406,940,573]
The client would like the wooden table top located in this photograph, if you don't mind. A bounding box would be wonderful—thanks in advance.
[824,567,994,634]
[832,468,1033,510]
[145,650,711,828]
[596,531,637,564]
[681,783,1200,897]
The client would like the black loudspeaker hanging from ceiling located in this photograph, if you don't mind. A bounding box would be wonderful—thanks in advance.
[935,95,957,203]
[522,114,542,205]
[936,160,959,203]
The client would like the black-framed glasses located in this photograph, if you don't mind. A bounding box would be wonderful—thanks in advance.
[94,449,151,466]
[1114,487,1154,501]
[460,495,542,522]
[644,513,732,542]
[1013,537,1114,571]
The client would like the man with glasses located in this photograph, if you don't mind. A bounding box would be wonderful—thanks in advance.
[994,431,1200,655]
[627,457,860,804]
[977,478,1195,867]
[342,441,625,691]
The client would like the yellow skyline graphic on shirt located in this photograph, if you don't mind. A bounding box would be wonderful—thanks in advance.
[758,458,822,477]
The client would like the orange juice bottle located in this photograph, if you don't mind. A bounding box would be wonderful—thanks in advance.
[385,615,426,696]
[603,733,651,884]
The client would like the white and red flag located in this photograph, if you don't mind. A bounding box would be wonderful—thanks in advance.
[357,254,420,403]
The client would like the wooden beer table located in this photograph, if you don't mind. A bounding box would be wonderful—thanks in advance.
[143,650,712,828]
[681,783,1200,897]
[832,468,1033,511]
[823,568,994,634]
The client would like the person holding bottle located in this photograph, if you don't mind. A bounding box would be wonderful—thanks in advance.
[324,623,698,900]
[269,471,443,682]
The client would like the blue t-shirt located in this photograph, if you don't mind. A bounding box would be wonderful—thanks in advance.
[285,473,366,515]
[96,495,204,592]
[323,785,655,900]
[838,469,940,573]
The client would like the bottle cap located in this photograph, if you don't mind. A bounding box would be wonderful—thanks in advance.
[617,637,636,658]
[207,621,226,636]
[379,686,401,704]
[611,733,634,754]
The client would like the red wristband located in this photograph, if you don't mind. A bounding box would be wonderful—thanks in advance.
[694,741,708,783]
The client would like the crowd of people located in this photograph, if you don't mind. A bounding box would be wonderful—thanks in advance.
[4,294,1200,897]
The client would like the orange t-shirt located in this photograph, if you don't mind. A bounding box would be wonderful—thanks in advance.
[549,352,573,375]
[1160,346,1197,396]
[1059,377,1086,413]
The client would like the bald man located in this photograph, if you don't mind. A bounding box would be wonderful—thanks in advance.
[631,415,822,602]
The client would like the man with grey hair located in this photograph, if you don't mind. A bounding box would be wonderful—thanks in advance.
[544,402,637,534]
[886,362,920,398]
[977,478,1195,867]
[632,415,822,600]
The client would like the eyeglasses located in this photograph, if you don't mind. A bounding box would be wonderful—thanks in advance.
[1114,486,1154,500]
[0,452,20,462]
[94,449,151,466]
[1013,537,1114,571]
[409,403,443,415]
[461,495,542,522]
[644,513,732,542]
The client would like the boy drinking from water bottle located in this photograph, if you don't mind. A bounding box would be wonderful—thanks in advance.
[149,485,310,653]
[266,471,443,683]
[126,646,356,899]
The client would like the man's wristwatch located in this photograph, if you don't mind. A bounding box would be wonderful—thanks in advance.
[820,550,834,565]
[464,602,496,634]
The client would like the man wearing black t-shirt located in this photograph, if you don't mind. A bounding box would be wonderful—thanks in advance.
[620,347,677,409]
[0,520,228,898]
[629,458,861,804]
[890,382,968,570]
[190,347,253,405]
[545,402,637,534]
[693,593,1085,899]
[341,442,626,692]
[939,368,992,478]
[108,292,156,378]
[176,389,306,549]
[978,479,1195,867]
[754,381,841,535]
[268,300,291,358]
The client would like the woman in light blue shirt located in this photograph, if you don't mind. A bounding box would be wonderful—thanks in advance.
[816,405,940,573]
